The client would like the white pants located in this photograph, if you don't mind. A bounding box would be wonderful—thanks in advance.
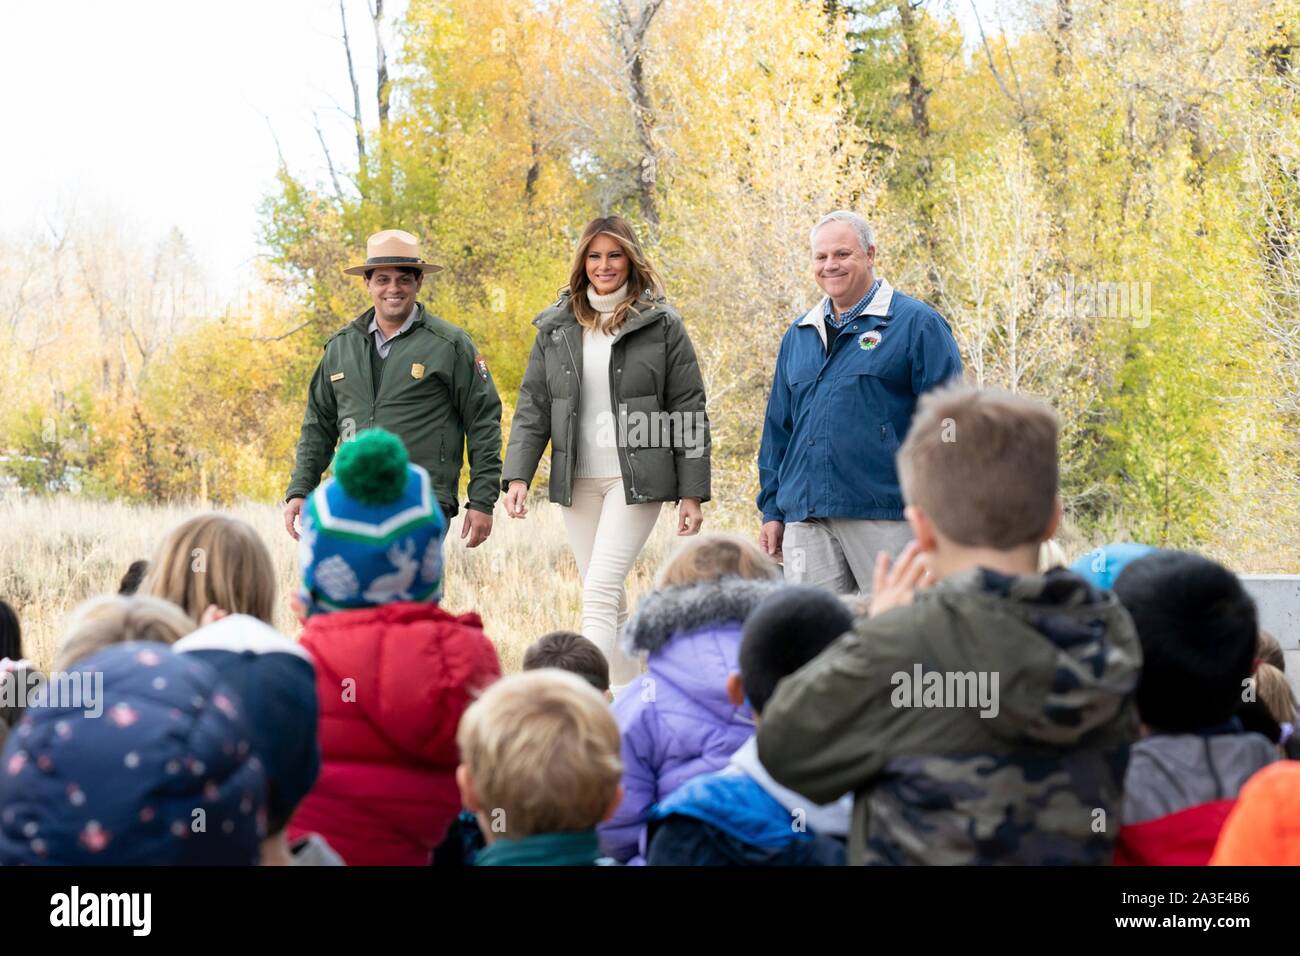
[560,476,662,686]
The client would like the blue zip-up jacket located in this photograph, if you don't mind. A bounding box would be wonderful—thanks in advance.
[757,279,963,523]
[645,739,849,866]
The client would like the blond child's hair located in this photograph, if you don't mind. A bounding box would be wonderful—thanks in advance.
[139,514,276,624]
[1257,630,1285,672]
[655,532,780,589]
[55,595,196,670]
[1255,663,1298,728]
[457,670,622,838]
[897,383,1059,549]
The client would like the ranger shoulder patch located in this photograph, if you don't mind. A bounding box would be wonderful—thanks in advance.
[474,354,490,383]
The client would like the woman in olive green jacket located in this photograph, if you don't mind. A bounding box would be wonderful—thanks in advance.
[502,216,711,687]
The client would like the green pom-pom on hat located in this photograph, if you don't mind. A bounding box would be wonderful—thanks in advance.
[332,429,410,505]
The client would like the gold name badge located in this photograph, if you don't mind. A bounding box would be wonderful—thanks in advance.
[411,363,425,379]
[329,372,345,382]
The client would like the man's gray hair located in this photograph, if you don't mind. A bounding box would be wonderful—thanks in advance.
[810,211,875,255]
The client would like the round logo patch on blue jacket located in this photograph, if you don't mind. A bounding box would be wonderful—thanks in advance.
[859,329,882,350]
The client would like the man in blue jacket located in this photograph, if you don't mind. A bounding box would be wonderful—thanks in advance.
[757,211,962,594]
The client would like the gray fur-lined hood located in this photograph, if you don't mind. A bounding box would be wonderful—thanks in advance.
[622,576,782,656]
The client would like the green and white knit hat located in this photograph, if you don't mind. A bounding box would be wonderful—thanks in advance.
[298,429,446,615]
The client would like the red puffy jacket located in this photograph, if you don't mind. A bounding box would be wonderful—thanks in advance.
[287,601,500,865]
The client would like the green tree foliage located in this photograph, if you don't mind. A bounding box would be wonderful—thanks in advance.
[1,388,93,495]
[2,0,1295,569]
[844,0,1298,561]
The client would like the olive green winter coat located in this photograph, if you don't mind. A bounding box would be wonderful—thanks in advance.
[286,304,503,516]
[502,290,710,507]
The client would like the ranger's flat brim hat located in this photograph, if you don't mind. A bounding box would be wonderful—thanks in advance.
[344,229,444,275]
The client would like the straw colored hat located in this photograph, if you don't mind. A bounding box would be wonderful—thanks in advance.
[343,229,444,276]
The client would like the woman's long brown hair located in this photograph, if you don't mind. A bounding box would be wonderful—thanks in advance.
[566,216,665,334]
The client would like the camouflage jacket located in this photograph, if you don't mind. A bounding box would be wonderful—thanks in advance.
[756,567,1142,865]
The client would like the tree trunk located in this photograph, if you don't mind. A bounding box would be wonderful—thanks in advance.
[616,1,665,232]
[372,0,391,202]
[897,1,930,140]
[340,0,367,186]
[896,0,941,303]
[524,104,541,201]
[1048,0,1073,275]
[373,0,389,131]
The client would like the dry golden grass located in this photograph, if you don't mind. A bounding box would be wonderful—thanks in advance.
[0,492,759,672]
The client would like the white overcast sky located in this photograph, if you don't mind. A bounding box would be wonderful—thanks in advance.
[0,0,407,300]
[0,0,1001,303]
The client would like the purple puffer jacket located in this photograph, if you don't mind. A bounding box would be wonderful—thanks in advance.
[598,576,781,863]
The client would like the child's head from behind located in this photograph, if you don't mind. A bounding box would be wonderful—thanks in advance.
[731,585,854,720]
[174,614,321,839]
[0,600,20,662]
[523,631,610,695]
[55,595,196,671]
[0,599,28,739]
[655,533,779,589]
[299,429,446,616]
[1253,663,1297,730]
[0,661,30,745]
[1253,631,1294,731]
[0,642,267,865]
[1258,630,1285,672]
[140,514,276,625]
[456,670,622,842]
[118,560,149,596]
[897,384,1061,570]
[1114,550,1257,733]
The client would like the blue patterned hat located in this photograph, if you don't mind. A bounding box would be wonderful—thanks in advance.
[299,429,446,616]
[1070,542,1155,591]
[174,614,320,835]
[0,642,267,865]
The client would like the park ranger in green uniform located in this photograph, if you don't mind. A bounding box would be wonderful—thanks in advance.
[283,229,503,548]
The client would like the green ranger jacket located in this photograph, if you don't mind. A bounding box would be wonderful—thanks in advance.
[502,290,710,507]
[285,304,503,516]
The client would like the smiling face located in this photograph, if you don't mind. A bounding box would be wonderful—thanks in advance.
[366,267,423,323]
[812,221,875,306]
[585,233,630,295]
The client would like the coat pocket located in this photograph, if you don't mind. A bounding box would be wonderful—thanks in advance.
[619,393,675,500]
[550,397,572,455]
[881,420,900,457]
[618,394,666,450]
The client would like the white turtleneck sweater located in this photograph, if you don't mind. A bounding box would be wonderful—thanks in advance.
[575,283,626,479]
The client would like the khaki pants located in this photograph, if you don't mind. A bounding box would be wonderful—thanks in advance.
[783,517,914,597]
[560,476,663,686]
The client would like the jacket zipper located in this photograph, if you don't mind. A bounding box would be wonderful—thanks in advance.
[562,328,581,504]
[370,327,393,426]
